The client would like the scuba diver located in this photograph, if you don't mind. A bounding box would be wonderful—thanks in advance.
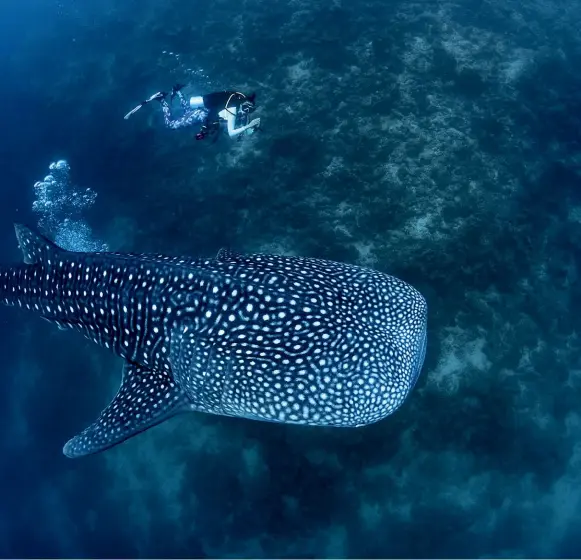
[124,84,261,141]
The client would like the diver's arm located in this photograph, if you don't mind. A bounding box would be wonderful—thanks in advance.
[220,109,260,138]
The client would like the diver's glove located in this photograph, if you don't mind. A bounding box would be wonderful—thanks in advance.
[248,118,261,130]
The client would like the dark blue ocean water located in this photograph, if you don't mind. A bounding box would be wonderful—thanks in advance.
[1,0,581,557]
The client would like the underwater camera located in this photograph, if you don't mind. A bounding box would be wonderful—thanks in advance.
[195,121,220,141]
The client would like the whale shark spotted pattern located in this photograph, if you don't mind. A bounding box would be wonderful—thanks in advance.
[1,224,428,458]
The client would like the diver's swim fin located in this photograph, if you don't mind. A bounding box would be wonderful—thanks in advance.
[124,92,167,120]
[124,104,145,120]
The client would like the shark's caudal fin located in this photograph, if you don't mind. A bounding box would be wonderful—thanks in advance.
[14,223,62,264]
[63,363,189,458]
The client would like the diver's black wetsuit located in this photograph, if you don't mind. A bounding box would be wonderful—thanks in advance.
[196,91,256,139]
[160,90,255,138]
[202,91,250,117]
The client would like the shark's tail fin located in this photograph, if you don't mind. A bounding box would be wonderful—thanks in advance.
[14,223,62,265]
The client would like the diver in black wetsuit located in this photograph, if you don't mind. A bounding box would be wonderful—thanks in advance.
[124,85,260,141]
[192,90,260,140]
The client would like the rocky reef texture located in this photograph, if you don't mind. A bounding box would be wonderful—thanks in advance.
[1,0,581,557]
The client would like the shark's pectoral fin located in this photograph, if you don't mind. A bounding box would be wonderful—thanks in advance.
[42,317,68,330]
[63,362,189,458]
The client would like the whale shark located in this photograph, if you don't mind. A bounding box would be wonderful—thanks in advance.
[1,224,428,458]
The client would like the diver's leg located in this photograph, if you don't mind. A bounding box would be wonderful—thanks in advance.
[177,91,190,112]
[162,98,208,130]
[189,109,209,126]
[160,98,193,130]
[160,98,180,129]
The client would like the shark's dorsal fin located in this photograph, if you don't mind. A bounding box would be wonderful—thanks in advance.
[14,223,61,265]
[63,363,189,458]
[215,247,241,263]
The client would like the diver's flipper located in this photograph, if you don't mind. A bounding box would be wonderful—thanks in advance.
[124,103,146,120]
[63,362,189,458]
[123,92,166,120]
